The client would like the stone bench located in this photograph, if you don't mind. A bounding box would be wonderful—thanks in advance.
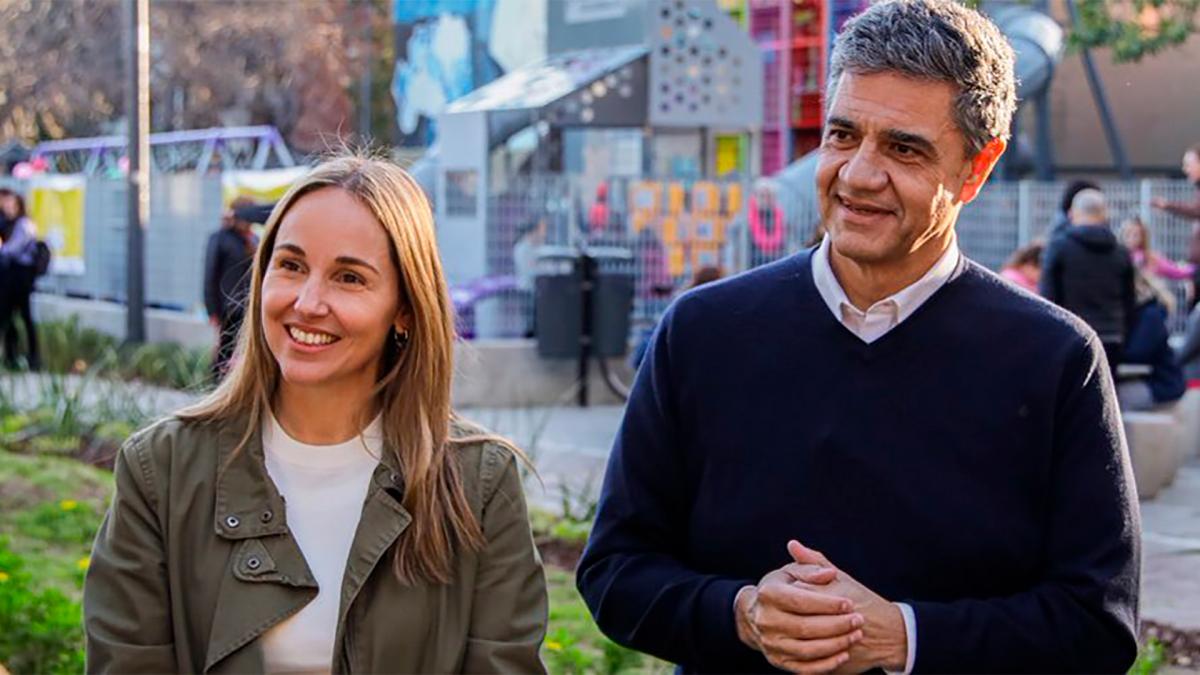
[1174,388,1200,461]
[1123,411,1180,500]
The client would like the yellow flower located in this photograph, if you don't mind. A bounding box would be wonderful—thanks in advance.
[0,571,9,582]
[545,640,562,652]
[77,557,91,571]
[60,499,78,511]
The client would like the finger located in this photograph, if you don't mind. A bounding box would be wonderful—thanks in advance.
[772,646,853,674]
[788,539,832,566]
[758,583,853,615]
[783,563,837,585]
[758,611,864,641]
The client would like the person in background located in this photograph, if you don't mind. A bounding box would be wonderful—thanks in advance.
[1152,143,1200,307]
[0,188,41,370]
[629,265,724,372]
[999,240,1043,293]
[1120,268,1185,411]
[1176,297,1200,389]
[84,155,547,674]
[512,217,547,338]
[1121,216,1193,283]
[1040,188,1136,374]
[588,183,611,237]
[204,196,262,382]
[1051,179,1100,236]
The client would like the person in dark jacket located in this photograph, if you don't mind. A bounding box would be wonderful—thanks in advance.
[204,197,263,382]
[1040,188,1136,373]
[0,189,41,370]
[1119,270,1185,410]
[577,2,1139,673]
[1049,179,1100,237]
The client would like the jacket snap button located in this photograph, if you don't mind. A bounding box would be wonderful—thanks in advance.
[246,556,261,570]
[225,515,240,528]
[260,510,273,523]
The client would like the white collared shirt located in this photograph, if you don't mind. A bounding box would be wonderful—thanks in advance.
[812,234,962,344]
[808,235,962,673]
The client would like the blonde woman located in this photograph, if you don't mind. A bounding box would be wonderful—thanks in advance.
[83,156,548,673]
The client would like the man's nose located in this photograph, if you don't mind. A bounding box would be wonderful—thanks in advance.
[838,144,889,193]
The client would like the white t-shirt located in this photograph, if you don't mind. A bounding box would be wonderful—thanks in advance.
[259,411,382,674]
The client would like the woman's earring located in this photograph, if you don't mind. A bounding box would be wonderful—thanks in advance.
[393,328,410,349]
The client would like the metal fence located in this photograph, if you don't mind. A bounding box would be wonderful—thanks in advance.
[473,175,1200,338]
[5,173,1198,339]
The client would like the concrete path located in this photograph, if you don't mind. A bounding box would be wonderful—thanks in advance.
[1141,457,1200,632]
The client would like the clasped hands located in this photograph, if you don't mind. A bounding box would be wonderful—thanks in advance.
[734,540,907,674]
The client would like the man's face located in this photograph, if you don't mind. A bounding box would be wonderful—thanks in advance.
[816,71,983,267]
[1182,150,1200,183]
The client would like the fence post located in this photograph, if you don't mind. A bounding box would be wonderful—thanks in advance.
[1017,180,1032,246]
[1139,178,1154,225]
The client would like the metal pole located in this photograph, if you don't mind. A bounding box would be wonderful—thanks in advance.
[1034,90,1056,180]
[358,0,373,139]
[125,0,149,343]
[1064,0,1132,179]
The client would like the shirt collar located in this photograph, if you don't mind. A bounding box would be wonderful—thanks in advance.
[811,234,962,324]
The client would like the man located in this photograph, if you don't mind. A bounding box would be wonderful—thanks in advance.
[1040,189,1136,373]
[576,1,1140,673]
[203,197,264,382]
[1151,143,1200,308]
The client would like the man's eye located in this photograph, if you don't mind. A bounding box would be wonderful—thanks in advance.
[894,144,916,156]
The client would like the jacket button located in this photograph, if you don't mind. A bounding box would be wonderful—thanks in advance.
[225,515,240,529]
[389,472,400,484]
[260,510,273,523]
[246,556,261,571]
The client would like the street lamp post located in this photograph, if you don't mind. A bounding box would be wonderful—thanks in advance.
[125,0,150,343]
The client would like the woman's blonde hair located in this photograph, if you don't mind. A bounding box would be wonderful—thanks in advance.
[1121,216,1150,255]
[180,154,487,583]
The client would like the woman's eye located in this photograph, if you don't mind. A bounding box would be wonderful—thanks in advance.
[278,259,302,272]
[339,271,365,285]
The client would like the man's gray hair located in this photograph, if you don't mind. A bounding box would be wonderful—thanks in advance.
[1071,188,1108,222]
[828,0,1017,156]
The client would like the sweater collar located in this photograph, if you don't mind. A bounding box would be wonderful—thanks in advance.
[811,235,962,331]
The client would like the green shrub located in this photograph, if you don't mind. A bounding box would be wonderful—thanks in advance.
[0,538,86,675]
[13,500,102,546]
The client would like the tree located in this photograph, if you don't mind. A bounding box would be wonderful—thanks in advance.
[1067,0,1200,62]
[0,0,384,151]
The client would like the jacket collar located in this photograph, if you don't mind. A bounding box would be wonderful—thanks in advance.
[212,412,409,541]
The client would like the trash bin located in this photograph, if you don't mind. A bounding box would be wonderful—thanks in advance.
[534,247,634,359]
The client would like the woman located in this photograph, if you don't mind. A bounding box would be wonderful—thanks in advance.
[84,156,548,673]
[1000,241,1043,293]
[0,188,41,370]
[1121,216,1194,282]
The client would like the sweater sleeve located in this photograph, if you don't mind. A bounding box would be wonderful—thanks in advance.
[576,305,757,669]
[1162,196,1200,221]
[1149,252,1194,281]
[907,335,1140,673]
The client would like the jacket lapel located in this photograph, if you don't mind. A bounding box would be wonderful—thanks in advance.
[331,457,412,668]
[204,415,320,673]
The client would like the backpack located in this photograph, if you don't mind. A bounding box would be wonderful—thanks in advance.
[33,240,51,277]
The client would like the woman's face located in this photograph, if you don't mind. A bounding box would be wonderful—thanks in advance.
[0,195,17,219]
[261,187,406,393]
[1123,225,1145,251]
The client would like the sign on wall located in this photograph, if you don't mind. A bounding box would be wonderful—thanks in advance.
[28,174,86,276]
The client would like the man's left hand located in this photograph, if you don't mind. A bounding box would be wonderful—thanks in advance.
[785,540,909,673]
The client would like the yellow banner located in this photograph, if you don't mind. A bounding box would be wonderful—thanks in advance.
[28,175,86,276]
[221,167,309,208]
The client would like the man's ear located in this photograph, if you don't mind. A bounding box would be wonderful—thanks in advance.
[958,138,1007,204]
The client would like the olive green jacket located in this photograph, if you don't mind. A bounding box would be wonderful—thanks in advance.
[83,415,548,674]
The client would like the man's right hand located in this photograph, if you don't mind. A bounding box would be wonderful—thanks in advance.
[735,564,865,673]
[1151,196,1168,210]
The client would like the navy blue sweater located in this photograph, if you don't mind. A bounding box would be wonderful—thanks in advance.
[577,251,1140,673]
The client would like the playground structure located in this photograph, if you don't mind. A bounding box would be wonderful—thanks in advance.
[29,126,295,176]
